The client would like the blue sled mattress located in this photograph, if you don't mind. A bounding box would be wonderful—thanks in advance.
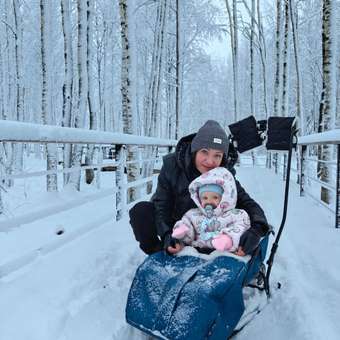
[126,246,266,340]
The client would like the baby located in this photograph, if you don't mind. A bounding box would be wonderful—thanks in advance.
[172,167,250,252]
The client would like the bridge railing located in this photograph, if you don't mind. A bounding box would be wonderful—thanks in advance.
[298,130,340,228]
[0,120,176,275]
[257,130,339,228]
[238,130,339,227]
[0,120,176,228]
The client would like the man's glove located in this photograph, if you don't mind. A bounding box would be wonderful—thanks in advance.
[162,232,179,253]
[239,227,263,255]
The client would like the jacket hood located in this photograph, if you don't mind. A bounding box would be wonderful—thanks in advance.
[188,167,237,216]
[175,133,197,179]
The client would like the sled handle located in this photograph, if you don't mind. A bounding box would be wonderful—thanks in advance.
[264,125,298,297]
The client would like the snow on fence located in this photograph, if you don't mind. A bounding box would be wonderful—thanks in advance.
[298,130,340,228]
[0,120,176,276]
[239,130,340,228]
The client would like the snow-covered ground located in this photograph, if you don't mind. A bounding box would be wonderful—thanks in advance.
[0,165,338,340]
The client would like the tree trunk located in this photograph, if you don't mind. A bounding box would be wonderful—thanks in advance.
[289,0,303,133]
[40,0,58,192]
[144,0,168,138]
[0,145,5,214]
[85,0,97,184]
[69,0,89,191]
[119,0,139,202]
[225,0,238,121]
[250,0,255,115]
[175,0,180,139]
[233,0,238,120]
[281,0,289,117]
[13,0,24,172]
[317,0,335,204]
[257,0,268,117]
[273,0,283,175]
[61,0,74,185]
[274,0,282,116]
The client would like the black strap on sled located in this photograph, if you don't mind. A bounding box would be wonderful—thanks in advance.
[264,120,298,297]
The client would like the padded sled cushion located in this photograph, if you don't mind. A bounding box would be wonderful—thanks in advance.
[229,116,263,153]
[126,253,248,339]
[126,237,269,339]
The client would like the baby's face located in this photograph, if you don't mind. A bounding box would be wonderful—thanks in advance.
[199,191,222,209]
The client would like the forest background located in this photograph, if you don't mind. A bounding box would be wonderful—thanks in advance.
[0,0,337,202]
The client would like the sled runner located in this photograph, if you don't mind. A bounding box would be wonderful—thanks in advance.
[125,116,297,339]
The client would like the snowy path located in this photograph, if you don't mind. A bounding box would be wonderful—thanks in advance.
[235,167,338,340]
[0,166,338,340]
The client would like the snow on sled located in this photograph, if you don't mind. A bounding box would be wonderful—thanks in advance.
[125,238,268,340]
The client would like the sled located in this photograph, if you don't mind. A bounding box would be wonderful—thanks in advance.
[126,237,268,340]
[125,116,297,339]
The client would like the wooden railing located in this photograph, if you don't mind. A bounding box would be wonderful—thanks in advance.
[298,130,340,228]
[0,120,176,276]
[238,129,340,227]
[251,130,340,228]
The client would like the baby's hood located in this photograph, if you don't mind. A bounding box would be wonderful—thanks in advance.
[188,167,237,216]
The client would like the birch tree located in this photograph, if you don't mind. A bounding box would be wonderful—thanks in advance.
[165,30,176,139]
[240,0,268,118]
[225,0,238,121]
[68,0,88,190]
[119,0,139,202]
[144,0,168,138]
[85,0,98,184]
[40,0,58,192]
[271,0,283,172]
[257,0,268,117]
[1,0,16,186]
[13,0,25,180]
[289,0,303,183]
[273,0,282,116]
[318,0,335,204]
[175,0,180,139]
[281,0,289,117]
[61,0,74,184]
[250,0,255,115]
[280,0,290,178]
[289,0,303,133]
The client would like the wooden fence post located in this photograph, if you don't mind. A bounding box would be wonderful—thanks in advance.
[283,154,287,181]
[115,144,127,221]
[335,144,340,228]
[300,145,306,197]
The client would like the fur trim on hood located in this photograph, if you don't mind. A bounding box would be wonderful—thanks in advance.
[188,167,237,216]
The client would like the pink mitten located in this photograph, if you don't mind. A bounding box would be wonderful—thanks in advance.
[172,224,190,239]
[211,234,233,251]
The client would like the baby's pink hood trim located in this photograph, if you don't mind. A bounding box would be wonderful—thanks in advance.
[189,167,237,216]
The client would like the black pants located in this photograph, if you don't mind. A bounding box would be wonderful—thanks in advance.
[129,201,162,254]
[129,201,214,255]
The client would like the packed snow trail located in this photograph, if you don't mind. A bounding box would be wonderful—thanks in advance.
[235,167,338,340]
[0,166,338,340]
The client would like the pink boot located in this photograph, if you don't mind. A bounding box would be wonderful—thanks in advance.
[172,224,190,239]
[211,234,233,251]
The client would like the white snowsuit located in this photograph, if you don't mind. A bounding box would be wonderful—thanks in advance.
[173,167,251,251]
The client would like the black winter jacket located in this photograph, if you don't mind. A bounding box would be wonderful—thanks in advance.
[152,133,268,238]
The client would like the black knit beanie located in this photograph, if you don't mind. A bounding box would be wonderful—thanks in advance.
[191,120,229,153]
